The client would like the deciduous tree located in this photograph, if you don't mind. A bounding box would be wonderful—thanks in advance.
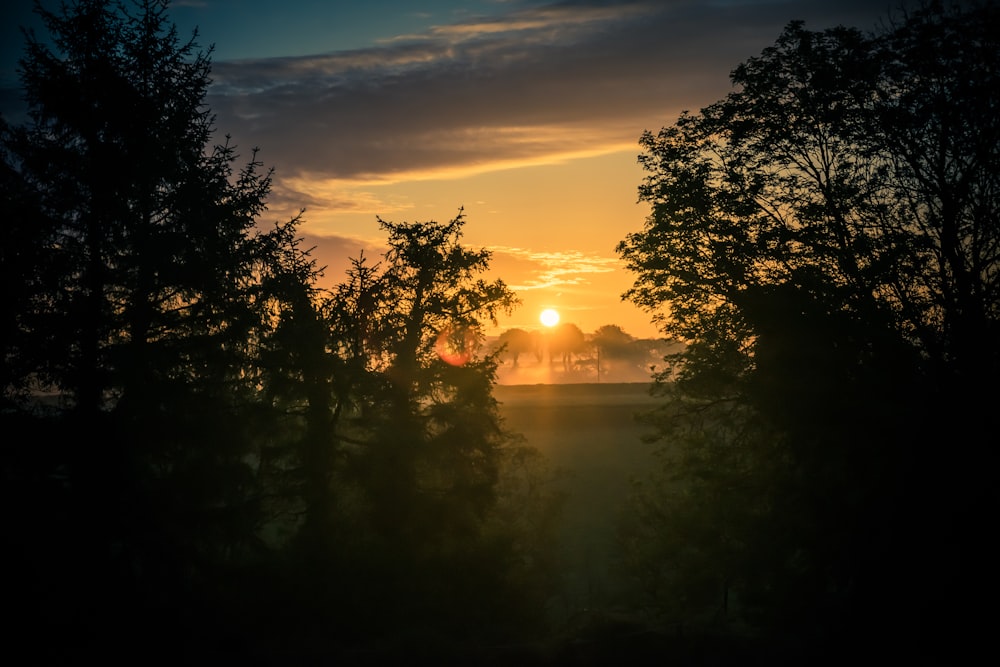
[496,327,539,366]
[547,321,587,370]
[617,2,999,659]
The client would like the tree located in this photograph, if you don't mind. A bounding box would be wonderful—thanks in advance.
[344,210,518,537]
[496,327,540,366]
[591,324,658,381]
[547,321,587,370]
[1,0,318,646]
[0,115,45,406]
[592,324,634,358]
[261,210,561,649]
[617,2,999,659]
[2,2,561,658]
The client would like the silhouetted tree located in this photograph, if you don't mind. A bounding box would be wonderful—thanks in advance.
[496,327,539,366]
[345,210,518,536]
[251,214,332,545]
[259,211,562,652]
[547,321,587,370]
[592,325,634,357]
[591,324,657,381]
[1,0,318,649]
[617,2,999,660]
[0,116,44,406]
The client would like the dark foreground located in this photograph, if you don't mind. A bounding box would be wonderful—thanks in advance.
[10,382,985,664]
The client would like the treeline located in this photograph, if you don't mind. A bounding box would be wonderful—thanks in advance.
[492,324,683,381]
[1,1,560,660]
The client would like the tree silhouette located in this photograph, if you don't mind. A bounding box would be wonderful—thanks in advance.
[1,0,319,650]
[248,211,563,651]
[547,321,587,370]
[0,1,576,659]
[617,2,999,660]
[336,211,519,540]
[592,325,634,357]
[590,324,659,381]
[496,327,539,366]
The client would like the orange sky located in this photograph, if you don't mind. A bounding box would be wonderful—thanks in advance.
[289,149,663,338]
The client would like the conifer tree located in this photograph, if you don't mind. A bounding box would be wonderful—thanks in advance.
[1,1,317,643]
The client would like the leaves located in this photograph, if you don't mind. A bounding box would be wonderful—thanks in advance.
[618,2,1000,654]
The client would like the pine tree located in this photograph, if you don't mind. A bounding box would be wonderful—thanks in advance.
[1,1,317,647]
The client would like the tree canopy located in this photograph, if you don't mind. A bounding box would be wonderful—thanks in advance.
[617,1,999,661]
[2,0,312,604]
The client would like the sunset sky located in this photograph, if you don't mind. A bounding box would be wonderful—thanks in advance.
[1,0,909,338]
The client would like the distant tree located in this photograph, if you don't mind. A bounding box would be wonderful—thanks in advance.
[617,2,999,659]
[590,324,637,364]
[591,325,634,356]
[591,324,658,380]
[496,327,538,366]
[547,321,587,370]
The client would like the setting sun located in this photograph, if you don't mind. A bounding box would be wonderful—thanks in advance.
[540,308,560,327]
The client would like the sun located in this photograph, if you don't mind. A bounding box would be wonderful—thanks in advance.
[540,308,560,327]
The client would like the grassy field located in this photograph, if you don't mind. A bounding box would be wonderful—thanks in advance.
[494,382,662,625]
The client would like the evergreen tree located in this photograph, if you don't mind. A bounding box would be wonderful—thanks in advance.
[1,0,317,649]
[270,211,562,652]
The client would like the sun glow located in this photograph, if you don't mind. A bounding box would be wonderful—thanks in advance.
[540,308,560,327]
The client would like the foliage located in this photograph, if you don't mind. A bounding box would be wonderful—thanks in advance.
[546,321,588,369]
[495,327,542,365]
[1,0,324,613]
[1,2,561,658]
[617,1,999,658]
[226,211,562,651]
[591,324,634,357]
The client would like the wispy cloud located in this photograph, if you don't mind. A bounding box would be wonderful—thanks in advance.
[488,246,620,291]
[0,0,913,184]
[297,234,621,300]
[381,2,653,45]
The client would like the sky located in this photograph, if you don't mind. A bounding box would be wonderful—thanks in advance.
[1,0,910,339]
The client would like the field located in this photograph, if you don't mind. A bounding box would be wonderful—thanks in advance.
[494,382,662,623]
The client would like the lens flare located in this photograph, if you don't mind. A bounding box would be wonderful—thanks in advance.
[434,327,476,366]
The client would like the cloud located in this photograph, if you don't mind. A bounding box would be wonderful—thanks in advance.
[302,231,621,293]
[290,232,624,334]
[2,0,897,186]
[488,245,619,291]
[206,0,887,187]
